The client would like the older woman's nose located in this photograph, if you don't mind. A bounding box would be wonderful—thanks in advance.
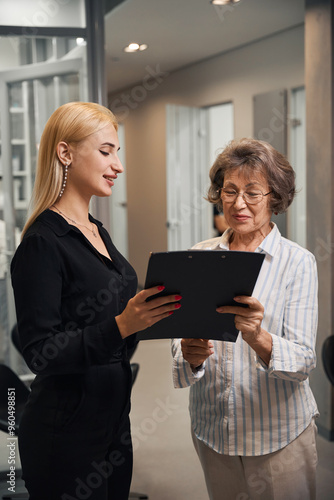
[233,192,247,208]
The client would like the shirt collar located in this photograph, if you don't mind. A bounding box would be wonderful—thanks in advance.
[216,222,281,257]
[36,209,103,237]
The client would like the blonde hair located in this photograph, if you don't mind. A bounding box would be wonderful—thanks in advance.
[22,102,118,238]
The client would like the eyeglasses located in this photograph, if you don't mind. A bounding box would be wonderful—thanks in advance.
[219,188,272,205]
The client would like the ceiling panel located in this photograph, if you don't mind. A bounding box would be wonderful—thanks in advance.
[105,0,304,92]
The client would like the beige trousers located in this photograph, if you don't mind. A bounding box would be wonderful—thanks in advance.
[192,419,318,500]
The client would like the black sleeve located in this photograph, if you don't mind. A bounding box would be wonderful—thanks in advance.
[11,233,125,375]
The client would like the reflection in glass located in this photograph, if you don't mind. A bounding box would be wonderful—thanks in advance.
[0,35,87,367]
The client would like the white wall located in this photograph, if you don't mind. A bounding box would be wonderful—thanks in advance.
[109,25,304,285]
[207,102,234,165]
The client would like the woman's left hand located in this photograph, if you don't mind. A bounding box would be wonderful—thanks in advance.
[216,295,273,365]
[216,296,264,342]
[217,296,272,365]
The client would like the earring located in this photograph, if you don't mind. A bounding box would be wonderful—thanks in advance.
[59,163,69,197]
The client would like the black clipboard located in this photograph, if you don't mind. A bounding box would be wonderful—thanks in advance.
[136,250,265,342]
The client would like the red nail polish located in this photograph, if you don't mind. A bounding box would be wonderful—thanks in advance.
[175,295,182,300]
[169,311,174,316]
[175,303,181,309]
[157,286,165,291]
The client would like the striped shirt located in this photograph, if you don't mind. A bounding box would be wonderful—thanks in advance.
[171,224,319,456]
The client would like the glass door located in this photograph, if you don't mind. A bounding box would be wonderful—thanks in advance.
[0,56,86,371]
[166,103,234,252]
[289,87,306,247]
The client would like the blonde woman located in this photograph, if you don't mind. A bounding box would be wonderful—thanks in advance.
[11,102,179,500]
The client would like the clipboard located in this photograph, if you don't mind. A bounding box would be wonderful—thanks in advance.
[136,250,265,342]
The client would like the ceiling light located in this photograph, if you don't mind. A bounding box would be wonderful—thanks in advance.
[128,43,140,51]
[124,43,148,53]
[76,37,86,46]
[210,0,241,5]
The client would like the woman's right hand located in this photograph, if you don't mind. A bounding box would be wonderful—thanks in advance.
[116,286,182,338]
[181,338,214,370]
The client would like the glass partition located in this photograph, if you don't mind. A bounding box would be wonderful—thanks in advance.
[0,35,87,370]
[0,0,85,28]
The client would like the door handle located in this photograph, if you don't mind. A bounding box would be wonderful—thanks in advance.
[166,220,179,229]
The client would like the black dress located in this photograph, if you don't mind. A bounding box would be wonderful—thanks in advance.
[11,209,138,500]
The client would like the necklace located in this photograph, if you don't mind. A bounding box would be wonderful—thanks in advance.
[52,204,98,238]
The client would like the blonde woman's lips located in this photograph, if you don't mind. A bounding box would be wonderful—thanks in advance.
[103,175,115,186]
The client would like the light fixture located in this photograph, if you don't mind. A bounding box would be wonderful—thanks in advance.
[210,0,241,5]
[76,37,86,46]
[124,43,148,53]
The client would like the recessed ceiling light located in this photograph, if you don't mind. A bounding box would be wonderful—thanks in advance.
[128,43,140,51]
[210,0,241,5]
[76,37,86,46]
[124,43,148,53]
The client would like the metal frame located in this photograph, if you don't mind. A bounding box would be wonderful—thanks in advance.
[85,0,106,105]
[0,26,86,38]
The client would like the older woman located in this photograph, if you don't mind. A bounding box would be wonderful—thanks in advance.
[172,138,319,500]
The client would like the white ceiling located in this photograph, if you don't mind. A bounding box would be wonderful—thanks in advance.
[105,0,305,93]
